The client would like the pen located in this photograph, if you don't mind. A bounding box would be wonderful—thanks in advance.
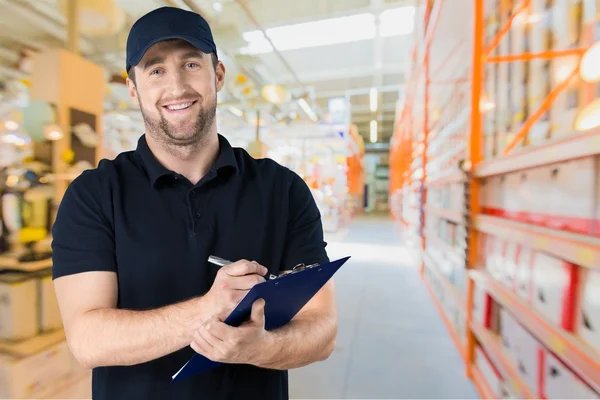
[208,255,277,280]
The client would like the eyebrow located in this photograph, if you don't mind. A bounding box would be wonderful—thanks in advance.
[142,56,165,71]
[180,50,205,61]
[141,51,205,71]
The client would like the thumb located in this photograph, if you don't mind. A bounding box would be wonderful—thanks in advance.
[251,299,266,326]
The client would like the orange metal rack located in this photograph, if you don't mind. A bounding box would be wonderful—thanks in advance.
[389,0,600,398]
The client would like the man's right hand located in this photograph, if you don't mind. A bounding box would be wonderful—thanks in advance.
[204,260,268,320]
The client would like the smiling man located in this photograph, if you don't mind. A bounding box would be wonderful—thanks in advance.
[51,6,337,400]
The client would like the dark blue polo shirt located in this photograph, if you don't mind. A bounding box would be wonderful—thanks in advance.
[51,134,329,400]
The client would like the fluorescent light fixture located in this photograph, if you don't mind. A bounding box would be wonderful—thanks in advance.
[213,2,223,13]
[370,88,378,112]
[299,98,318,122]
[581,41,600,83]
[3,120,18,130]
[575,98,600,131]
[370,120,378,143]
[228,106,244,118]
[241,6,415,55]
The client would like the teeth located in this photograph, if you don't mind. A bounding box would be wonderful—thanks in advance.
[167,102,192,111]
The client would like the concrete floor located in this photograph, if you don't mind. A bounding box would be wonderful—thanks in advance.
[289,214,479,399]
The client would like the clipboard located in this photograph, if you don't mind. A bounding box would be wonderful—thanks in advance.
[171,256,351,382]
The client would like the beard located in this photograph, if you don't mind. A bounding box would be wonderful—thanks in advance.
[138,91,217,148]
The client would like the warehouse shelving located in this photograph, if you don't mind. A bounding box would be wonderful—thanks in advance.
[389,0,600,398]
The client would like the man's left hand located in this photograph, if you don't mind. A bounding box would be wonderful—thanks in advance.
[191,298,271,365]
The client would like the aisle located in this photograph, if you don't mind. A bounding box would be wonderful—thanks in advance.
[289,214,479,399]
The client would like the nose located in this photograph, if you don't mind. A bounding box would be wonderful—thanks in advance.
[165,69,188,97]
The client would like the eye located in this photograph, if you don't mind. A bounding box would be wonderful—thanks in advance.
[185,62,199,69]
[150,69,162,76]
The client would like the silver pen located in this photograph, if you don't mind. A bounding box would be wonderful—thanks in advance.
[208,255,277,280]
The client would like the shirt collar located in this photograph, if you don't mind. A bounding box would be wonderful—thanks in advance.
[135,134,239,188]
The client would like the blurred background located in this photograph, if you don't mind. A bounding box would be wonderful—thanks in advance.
[1,0,600,399]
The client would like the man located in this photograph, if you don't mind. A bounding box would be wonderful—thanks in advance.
[51,6,337,400]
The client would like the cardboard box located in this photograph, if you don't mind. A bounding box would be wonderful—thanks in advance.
[37,269,63,332]
[577,268,600,353]
[503,242,519,291]
[499,307,518,364]
[474,284,496,329]
[46,370,92,399]
[0,332,73,399]
[546,158,596,235]
[513,324,543,393]
[515,247,534,304]
[532,252,579,330]
[549,0,584,140]
[0,271,38,341]
[476,346,503,396]
[503,173,522,221]
[541,350,599,399]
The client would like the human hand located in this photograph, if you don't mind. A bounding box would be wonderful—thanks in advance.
[204,259,268,320]
[191,298,270,366]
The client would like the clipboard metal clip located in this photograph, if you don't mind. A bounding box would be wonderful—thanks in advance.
[270,262,320,280]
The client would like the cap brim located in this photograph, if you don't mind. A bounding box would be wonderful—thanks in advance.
[127,34,215,71]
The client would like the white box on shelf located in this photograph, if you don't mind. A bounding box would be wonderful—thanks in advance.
[503,242,519,291]
[489,238,506,282]
[547,158,596,235]
[37,269,63,332]
[576,268,600,354]
[503,173,522,221]
[476,346,503,396]
[513,324,543,393]
[515,247,534,304]
[0,271,38,341]
[527,60,551,147]
[499,307,519,364]
[541,350,599,399]
[0,337,73,399]
[532,252,578,330]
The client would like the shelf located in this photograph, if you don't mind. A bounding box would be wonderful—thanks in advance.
[426,171,466,187]
[475,129,600,178]
[422,275,466,362]
[423,251,465,307]
[470,319,535,398]
[475,215,600,270]
[426,234,466,267]
[472,365,498,399]
[425,205,464,224]
[470,270,600,394]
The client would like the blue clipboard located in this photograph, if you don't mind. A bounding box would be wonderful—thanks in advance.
[171,256,351,382]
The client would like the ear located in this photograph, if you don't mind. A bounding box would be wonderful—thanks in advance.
[126,76,139,106]
[215,61,226,93]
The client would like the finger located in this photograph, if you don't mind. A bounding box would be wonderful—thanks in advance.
[191,331,213,356]
[250,298,266,326]
[229,274,266,290]
[223,260,268,277]
[207,318,237,340]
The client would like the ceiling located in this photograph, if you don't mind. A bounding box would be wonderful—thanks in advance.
[0,0,418,144]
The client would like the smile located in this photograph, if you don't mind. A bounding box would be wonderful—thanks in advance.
[163,101,197,111]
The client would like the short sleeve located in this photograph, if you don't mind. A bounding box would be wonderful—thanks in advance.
[51,170,117,280]
[281,171,329,270]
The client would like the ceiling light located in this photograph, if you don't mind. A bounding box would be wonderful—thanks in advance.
[575,98,600,131]
[580,41,600,83]
[370,88,378,112]
[228,107,244,118]
[3,120,19,130]
[240,6,415,55]
[213,2,223,13]
[370,120,378,143]
[299,98,318,122]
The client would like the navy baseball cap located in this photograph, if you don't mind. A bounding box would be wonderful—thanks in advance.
[126,7,218,72]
